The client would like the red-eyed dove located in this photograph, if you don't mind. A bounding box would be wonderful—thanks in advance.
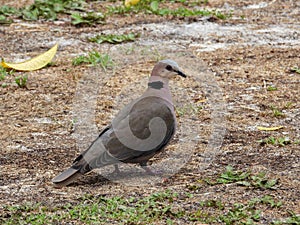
[52,59,186,186]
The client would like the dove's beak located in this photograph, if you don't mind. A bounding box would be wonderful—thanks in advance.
[176,70,187,78]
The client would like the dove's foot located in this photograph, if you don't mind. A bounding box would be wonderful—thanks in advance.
[111,165,121,176]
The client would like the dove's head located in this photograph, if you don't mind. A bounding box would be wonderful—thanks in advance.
[151,59,186,79]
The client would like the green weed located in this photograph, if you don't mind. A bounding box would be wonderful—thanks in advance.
[71,12,105,26]
[22,0,86,20]
[72,51,114,70]
[272,211,300,224]
[0,66,15,87]
[270,105,284,117]
[0,5,20,16]
[0,66,8,81]
[0,0,86,21]
[273,109,284,117]
[0,5,19,23]
[1,191,296,225]
[290,66,300,74]
[267,86,277,91]
[217,165,251,184]
[205,166,278,189]
[107,0,230,19]
[189,195,282,224]
[258,136,291,147]
[15,75,28,88]
[250,172,278,189]
[88,33,139,44]
[1,0,230,24]
[284,102,294,109]
[249,195,282,208]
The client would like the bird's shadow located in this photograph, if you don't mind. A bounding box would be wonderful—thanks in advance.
[70,174,110,186]
[68,170,163,187]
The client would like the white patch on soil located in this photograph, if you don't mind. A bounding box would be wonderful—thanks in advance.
[112,22,300,52]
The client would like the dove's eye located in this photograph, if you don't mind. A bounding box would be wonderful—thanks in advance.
[166,65,173,71]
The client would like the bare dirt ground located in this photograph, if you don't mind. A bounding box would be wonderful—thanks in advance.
[0,0,299,224]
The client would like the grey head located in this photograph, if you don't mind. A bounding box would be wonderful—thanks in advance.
[151,59,186,79]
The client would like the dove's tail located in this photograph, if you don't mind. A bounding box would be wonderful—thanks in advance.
[52,167,83,187]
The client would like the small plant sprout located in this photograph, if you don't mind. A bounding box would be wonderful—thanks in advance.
[267,86,277,91]
[270,105,284,117]
[0,66,7,81]
[290,66,300,74]
[284,102,293,109]
[15,74,28,88]
[0,66,15,87]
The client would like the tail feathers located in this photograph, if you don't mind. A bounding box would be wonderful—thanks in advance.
[52,167,82,187]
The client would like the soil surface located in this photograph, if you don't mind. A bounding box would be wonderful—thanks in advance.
[0,0,299,224]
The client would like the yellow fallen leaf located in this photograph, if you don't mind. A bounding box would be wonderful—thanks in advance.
[1,43,58,71]
[125,0,140,7]
[257,126,284,131]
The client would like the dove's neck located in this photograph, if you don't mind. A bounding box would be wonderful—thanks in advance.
[148,75,169,86]
[145,76,173,109]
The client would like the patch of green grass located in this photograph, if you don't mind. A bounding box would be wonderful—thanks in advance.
[107,0,230,19]
[258,136,291,147]
[250,195,282,208]
[71,12,105,26]
[272,211,300,224]
[22,0,86,20]
[72,51,114,70]
[15,75,28,88]
[1,190,297,225]
[0,5,20,24]
[0,5,20,16]
[1,190,187,224]
[88,33,139,44]
[219,203,261,224]
[0,0,86,22]
[189,201,221,223]
[205,166,278,189]
[1,0,230,24]
[189,195,282,224]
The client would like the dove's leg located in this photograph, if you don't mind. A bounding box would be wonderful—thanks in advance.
[140,162,159,175]
[111,164,121,175]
